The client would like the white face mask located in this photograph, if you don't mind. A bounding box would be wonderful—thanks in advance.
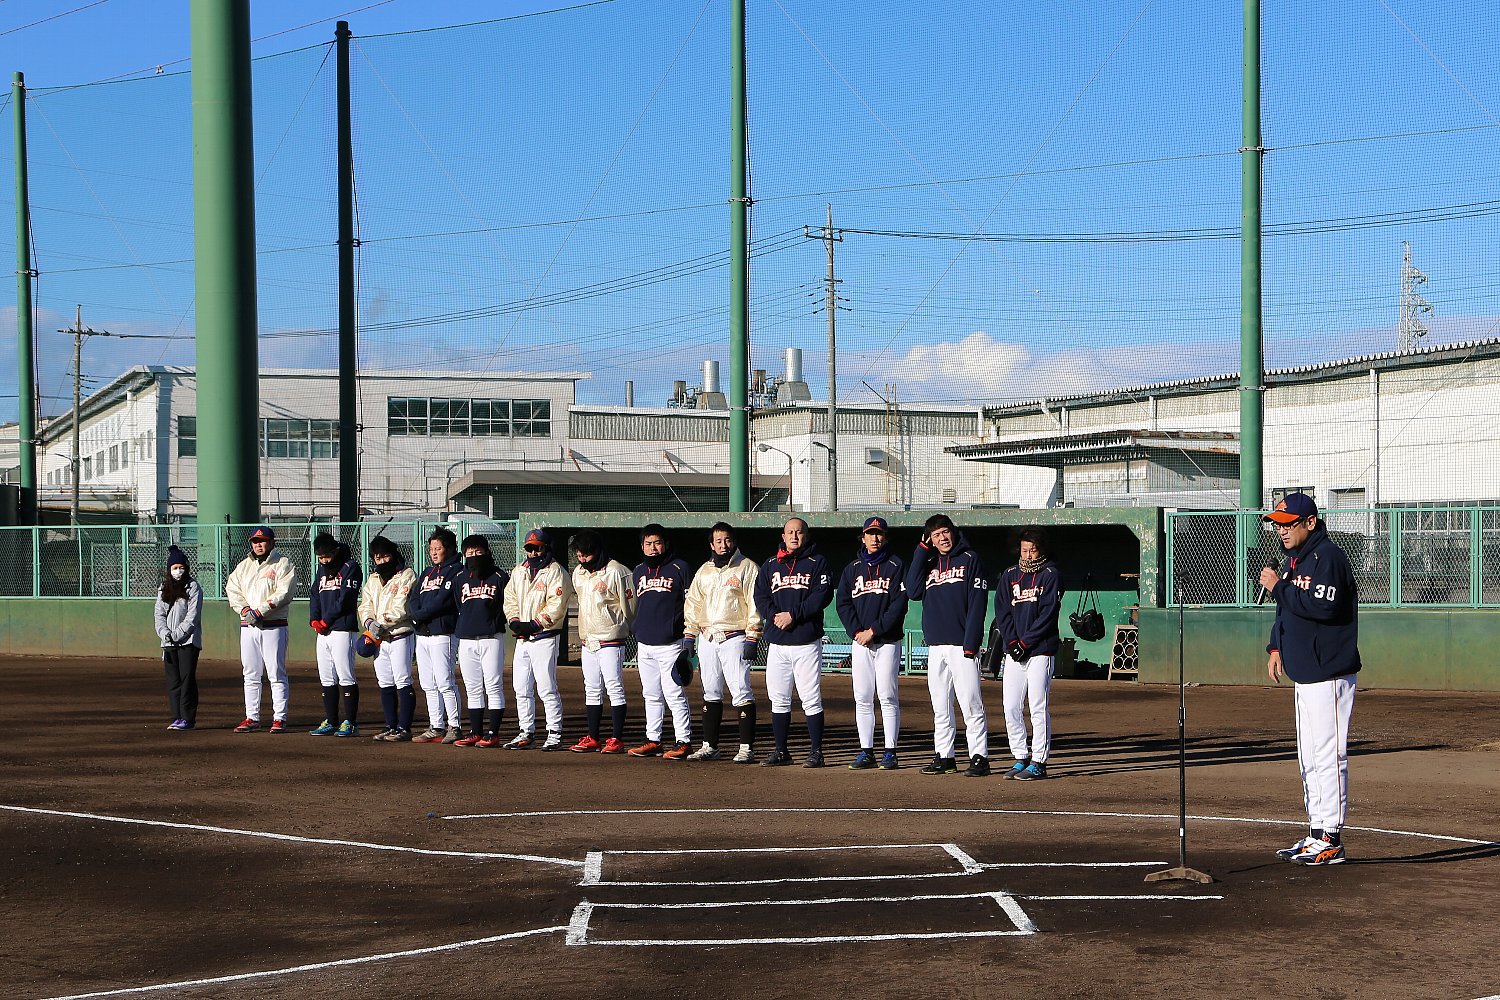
[170,567,186,580]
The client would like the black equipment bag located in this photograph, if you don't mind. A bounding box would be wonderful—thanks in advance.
[1068,574,1107,642]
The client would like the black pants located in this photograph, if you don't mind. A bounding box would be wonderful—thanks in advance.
[163,645,200,724]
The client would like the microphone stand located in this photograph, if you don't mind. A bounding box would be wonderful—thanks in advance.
[1145,574,1214,885]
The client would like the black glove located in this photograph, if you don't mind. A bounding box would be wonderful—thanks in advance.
[509,620,541,638]
[671,648,696,686]
[743,639,759,662]
[1008,639,1029,662]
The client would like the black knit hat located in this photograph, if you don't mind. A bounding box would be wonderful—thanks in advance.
[165,545,189,569]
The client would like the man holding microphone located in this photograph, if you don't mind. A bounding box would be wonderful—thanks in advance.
[1260,493,1361,867]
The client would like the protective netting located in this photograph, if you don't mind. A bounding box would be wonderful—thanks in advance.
[5,2,1499,517]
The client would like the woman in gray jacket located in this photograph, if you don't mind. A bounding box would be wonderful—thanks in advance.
[154,546,203,730]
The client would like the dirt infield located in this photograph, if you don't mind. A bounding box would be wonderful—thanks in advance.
[3,654,1498,1000]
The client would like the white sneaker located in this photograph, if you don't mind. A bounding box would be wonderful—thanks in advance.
[1291,837,1346,866]
[1275,835,1315,861]
[732,746,756,764]
[688,744,720,761]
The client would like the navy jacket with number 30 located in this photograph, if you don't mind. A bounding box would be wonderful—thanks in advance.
[1267,524,1361,684]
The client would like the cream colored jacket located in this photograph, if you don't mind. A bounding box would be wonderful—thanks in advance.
[356,565,417,637]
[504,559,573,633]
[224,549,297,625]
[572,558,636,647]
[685,551,763,642]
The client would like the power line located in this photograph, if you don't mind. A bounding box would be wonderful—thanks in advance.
[0,0,110,39]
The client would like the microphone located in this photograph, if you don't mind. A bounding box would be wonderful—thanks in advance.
[1254,562,1278,605]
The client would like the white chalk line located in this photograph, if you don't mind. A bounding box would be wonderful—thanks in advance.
[0,804,583,869]
[444,806,1498,847]
[581,841,980,887]
[38,925,567,1000]
[1020,894,1225,901]
[977,861,1165,868]
[567,889,1041,945]
[598,841,958,855]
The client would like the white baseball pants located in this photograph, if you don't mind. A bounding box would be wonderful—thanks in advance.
[372,634,414,688]
[698,636,755,707]
[636,640,691,744]
[458,636,505,711]
[852,641,902,750]
[1002,653,1054,764]
[926,644,989,760]
[416,634,461,729]
[581,644,627,707]
[1294,673,1357,835]
[512,634,563,735]
[766,640,824,715]
[240,625,289,722]
[315,631,357,687]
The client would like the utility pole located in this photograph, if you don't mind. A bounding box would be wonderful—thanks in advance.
[803,205,843,511]
[14,72,37,522]
[62,307,112,524]
[335,20,359,522]
[728,0,750,513]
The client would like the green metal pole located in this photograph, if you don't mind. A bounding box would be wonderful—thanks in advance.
[728,0,750,512]
[190,0,260,526]
[13,72,37,519]
[1239,0,1264,512]
[335,21,359,523]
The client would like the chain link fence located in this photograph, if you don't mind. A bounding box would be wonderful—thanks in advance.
[1167,506,1500,607]
[0,520,519,600]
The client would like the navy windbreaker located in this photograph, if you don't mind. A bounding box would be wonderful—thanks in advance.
[309,549,361,632]
[455,568,510,640]
[835,549,909,644]
[754,543,834,646]
[994,560,1063,656]
[1267,525,1361,684]
[410,556,464,636]
[633,555,695,646]
[903,535,989,653]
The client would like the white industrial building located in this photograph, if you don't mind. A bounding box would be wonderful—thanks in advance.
[32,350,993,521]
[951,338,1500,511]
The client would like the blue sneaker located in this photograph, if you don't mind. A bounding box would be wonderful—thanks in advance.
[849,749,877,770]
[335,720,359,738]
[309,720,336,736]
[1003,759,1031,779]
[1013,761,1047,781]
[878,750,899,770]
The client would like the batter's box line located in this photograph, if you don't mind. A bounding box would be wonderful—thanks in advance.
[565,889,1039,946]
[579,842,983,887]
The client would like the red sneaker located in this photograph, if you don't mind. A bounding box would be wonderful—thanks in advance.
[476,732,501,748]
[453,732,484,747]
[663,741,691,760]
[570,735,601,753]
[234,718,260,733]
[269,719,287,734]
[627,740,662,757]
[600,737,626,754]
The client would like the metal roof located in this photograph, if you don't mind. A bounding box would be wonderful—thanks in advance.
[982,337,1500,417]
[948,429,1239,467]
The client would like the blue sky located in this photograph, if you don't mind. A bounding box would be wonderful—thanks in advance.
[4,0,1500,424]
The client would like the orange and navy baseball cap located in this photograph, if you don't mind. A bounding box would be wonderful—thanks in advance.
[523,528,551,549]
[1264,493,1317,524]
[861,516,888,533]
[248,525,275,543]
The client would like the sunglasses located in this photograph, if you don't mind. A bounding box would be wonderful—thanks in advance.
[524,545,545,553]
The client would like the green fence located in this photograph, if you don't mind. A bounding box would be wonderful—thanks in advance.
[1166,506,1500,608]
[0,521,519,600]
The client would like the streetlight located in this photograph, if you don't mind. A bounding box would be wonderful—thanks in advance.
[754,443,796,512]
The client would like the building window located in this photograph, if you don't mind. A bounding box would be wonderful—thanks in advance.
[178,416,197,457]
[120,441,129,469]
[388,397,428,436]
[108,444,120,472]
[430,398,470,436]
[472,399,509,435]
[260,418,340,459]
[513,399,551,437]
[386,396,548,437]
[82,456,93,480]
